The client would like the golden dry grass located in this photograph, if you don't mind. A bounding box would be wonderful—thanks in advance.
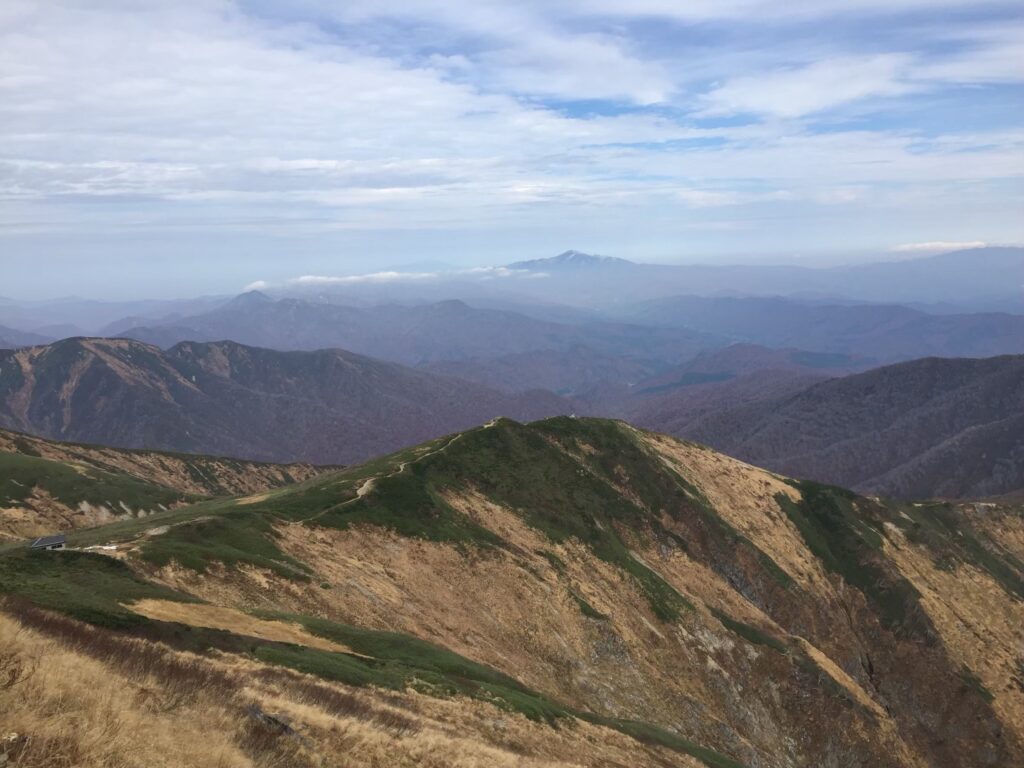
[0,607,701,768]
[35,423,1013,767]
[235,493,271,506]
[964,504,1024,562]
[641,432,825,591]
[0,612,252,768]
[881,527,1024,742]
[128,599,355,653]
[138,479,927,766]
[1,489,125,540]
[792,637,886,718]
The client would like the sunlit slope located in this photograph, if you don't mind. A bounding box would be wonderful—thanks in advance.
[0,427,331,540]
[2,417,1022,767]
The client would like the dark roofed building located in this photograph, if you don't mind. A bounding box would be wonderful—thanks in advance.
[29,534,66,551]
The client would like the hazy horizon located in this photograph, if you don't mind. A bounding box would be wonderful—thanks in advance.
[2,243,1020,303]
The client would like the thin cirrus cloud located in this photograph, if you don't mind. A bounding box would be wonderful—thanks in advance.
[699,55,918,118]
[1,0,1022,296]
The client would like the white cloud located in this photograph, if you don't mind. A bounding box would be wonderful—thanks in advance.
[296,0,1012,28]
[815,187,868,205]
[673,189,740,208]
[479,33,672,104]
[892,241,988,253]
[571,0,1010,22]
[289,272,439,285]
[700,55,917,118]
[1,0,1022,265]
[243,280,270,291]
[286,266,553,285]
[914,40,1024,84]
[268,265,558,287]
[457,266,531,277]
[289,1,672,103]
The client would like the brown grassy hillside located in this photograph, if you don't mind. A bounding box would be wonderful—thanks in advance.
[1,417,1021,767]
[0,337,571,464]
[0,427,331,540]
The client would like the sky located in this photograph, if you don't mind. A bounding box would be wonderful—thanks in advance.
[1,0,1023,298]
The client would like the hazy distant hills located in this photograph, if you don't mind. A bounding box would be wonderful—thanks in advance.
[827,247,1024,308]
[0,295,229,337]
[105,266,1023,372]
[1,247,1018,358]
[625,344,852,444]
[5,337,1020,499]
[623,295,1024,362]
[630,343,865,395]
[0,324,51,349]
[636,355,1024,499]
[430,341,861,411]
[0,338,571,464]
[420,345,659,398]
[1,248,1019,340]
[0,246,1019,500]
[115,293,720,367]
[498,247,1023,309]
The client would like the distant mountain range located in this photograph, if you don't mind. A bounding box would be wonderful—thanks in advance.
[419,345,660,399]
[622,295,1024,362]
[0,338,571,464]
[2,248,1017,340]
[625,343,856,449]
[497,246,1023,309]
[10,289,1020,374]
[0,295,229,337]
[629,343,866,396]
[112,293,720,367]
[3,337,1021,500]
[2,248,1022,501]
[635,355,1024,499]
[0,324,51,349]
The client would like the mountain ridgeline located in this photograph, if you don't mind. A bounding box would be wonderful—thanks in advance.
[621,294,1024,362]
[0,323,50,350]
[0,337,571,464]
[114,292,719,366]
[0,417,1021,767]
[109,289,1024,367]
[2,337,1023,499]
